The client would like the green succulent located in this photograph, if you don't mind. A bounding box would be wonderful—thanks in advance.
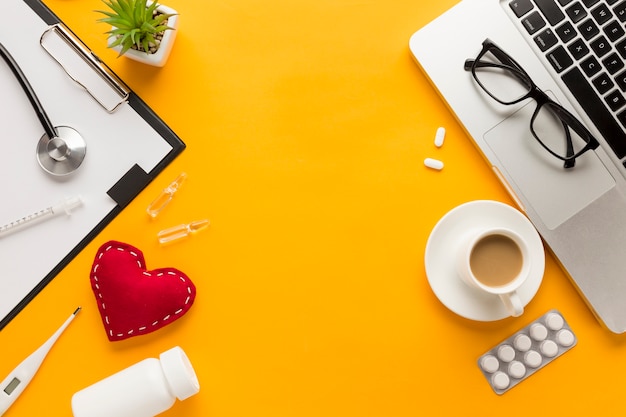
[96,0,176,56]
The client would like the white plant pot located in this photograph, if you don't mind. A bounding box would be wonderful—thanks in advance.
[108,2,179,67]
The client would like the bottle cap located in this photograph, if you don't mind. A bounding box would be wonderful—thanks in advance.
[160,346,200,400]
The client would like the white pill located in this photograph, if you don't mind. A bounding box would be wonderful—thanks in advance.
[513,334,532,352]
[424,158,444,170]
[545,312,564,331]
[508,361,526,379]
[524,350,543,368]
[491,371,510,390]
[556,329,575,347]
[497,344,516,363]
[480,355,500,373]
[530,323,548,341]
[540,340,559,358]
[434,126,445,147]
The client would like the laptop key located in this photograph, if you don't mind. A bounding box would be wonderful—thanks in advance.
[579,18,600,40]
[581,55,602,76]
[535,28,559,51]
[562,67,626,159]
[582,0,600,7]
[568,38,590,59]
[533,0,566,25]
[556,21,578,42]
[616,38,626,58]
[605,90,626,111]
[604,20,626,42]
[615,0,626,22]
[617,111,626,132]
[590,35,612,57]
[510,0,535,17]
[591,4,614,25]
[602,52,625,75]
[547,45,574,72]
[614,68,626,91]
[523,11,547,34]
[566,2,588,23]
[592,72,614,94]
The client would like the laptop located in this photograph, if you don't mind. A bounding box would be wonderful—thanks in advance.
[410,0,626,333]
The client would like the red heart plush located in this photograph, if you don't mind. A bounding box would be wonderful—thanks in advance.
[90,240,196,341]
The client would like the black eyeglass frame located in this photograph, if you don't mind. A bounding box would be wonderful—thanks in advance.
[464,39,600,168]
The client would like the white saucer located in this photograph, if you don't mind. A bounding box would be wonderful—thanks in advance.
[424,200,545,321]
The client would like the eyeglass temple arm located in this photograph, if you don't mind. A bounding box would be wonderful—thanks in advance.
[563,121,576,169]
[464,59,530,84]
[464,59,521,72]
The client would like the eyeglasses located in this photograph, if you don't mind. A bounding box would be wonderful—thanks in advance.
[464,39,600,169]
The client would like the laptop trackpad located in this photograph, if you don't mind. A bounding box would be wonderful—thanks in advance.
[484,99,615,230]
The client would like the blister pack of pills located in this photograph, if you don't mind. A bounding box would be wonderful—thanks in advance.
[477,310,577,395]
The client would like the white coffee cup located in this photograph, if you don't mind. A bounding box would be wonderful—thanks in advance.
[457,227,531,317]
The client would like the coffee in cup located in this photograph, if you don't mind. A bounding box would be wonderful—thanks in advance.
[458,228,531,317]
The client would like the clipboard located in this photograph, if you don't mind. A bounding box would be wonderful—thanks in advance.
[0,0,185,330]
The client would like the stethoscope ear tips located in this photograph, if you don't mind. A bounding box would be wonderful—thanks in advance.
[36,126,86,176]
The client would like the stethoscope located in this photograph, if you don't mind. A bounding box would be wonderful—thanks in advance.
[0,42,86,176]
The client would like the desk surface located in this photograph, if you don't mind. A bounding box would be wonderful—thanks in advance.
[3,0,624,415]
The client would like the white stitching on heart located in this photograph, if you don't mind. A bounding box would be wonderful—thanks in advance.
[92,243,193,339]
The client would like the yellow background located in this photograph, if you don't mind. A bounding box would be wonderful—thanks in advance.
[2,0,626,415]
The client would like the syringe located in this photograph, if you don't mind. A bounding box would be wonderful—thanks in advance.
[0,196,83,238]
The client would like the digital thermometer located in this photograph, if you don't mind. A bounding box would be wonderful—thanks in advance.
[0,307,81,415]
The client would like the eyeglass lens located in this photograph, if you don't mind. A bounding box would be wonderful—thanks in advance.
[472,48,590,161]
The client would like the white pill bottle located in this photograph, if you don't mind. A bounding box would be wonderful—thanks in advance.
[71,346,199,417]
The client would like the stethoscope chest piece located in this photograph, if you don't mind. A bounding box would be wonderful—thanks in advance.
[36,126,86,176]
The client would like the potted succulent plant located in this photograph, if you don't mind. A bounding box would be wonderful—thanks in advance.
[96,0,179,67]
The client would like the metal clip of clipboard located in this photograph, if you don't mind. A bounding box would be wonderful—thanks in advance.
[40,24,130,113]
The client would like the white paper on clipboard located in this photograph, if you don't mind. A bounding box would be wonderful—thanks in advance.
[0,0,184,330]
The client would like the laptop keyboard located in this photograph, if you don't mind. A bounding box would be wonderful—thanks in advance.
[509,0,626,165]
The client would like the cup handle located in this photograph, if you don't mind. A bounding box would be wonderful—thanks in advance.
[499,291,523,317]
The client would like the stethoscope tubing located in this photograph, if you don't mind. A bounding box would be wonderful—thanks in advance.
[0,42,57,140]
